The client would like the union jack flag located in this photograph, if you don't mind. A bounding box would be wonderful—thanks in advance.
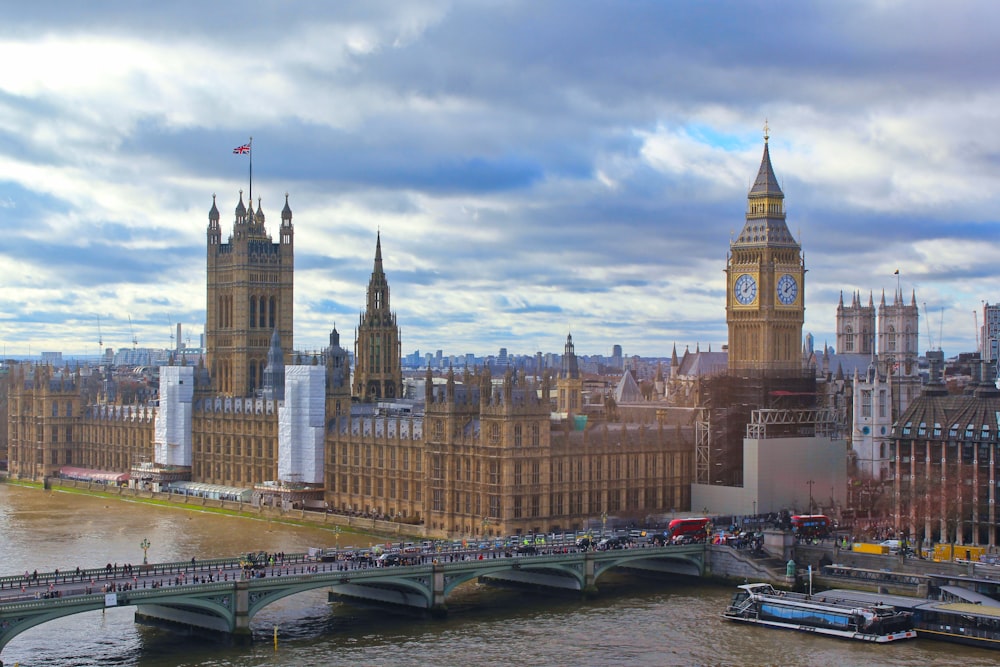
[232,143,251,155]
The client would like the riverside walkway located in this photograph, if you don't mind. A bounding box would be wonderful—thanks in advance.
[0,542,705,663]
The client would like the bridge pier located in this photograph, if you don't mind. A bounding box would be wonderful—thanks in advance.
[430,562,448,617]
[582,552,599,599]
[233,580,251,636]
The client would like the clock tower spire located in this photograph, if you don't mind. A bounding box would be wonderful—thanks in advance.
[726,126,805,375]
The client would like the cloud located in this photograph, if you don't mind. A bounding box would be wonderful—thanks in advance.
[0,1,998,358]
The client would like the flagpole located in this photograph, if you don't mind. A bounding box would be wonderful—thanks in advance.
[248,136,253,206]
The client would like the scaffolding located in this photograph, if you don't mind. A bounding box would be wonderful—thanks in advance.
[695,406,711,485]
[694,370,819,487]
[745,407,841,439]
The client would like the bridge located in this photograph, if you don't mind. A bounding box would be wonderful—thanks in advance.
[0,543,704,662]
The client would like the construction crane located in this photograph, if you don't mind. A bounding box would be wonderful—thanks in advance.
[939,307,944,353]
[924,303,932,351]
[128,314,138,349]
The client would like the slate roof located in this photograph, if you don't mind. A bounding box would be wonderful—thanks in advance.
[676,350,728,378]
[894,383,1000,441]
[614,370,644,404]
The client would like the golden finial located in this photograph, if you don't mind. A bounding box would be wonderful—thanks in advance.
[763,119,769,143]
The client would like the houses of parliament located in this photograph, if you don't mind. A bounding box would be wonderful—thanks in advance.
[4,138,817,538]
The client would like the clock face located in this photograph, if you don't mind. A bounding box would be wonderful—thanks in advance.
[777,273,798,305]
[734,273,757,305]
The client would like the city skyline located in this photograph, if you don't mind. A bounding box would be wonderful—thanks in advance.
[1,2,998,358]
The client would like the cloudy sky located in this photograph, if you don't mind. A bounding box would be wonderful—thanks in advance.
[1,1,997,360]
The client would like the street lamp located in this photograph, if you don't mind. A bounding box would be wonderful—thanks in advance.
[140,538,151,565]
[481,516,491,537]
[601,512,607,538]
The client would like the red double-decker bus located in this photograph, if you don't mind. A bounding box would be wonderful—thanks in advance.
[790,514,831,538]
[667,517,711,543]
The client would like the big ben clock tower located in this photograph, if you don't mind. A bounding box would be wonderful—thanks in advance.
[727,125,805,375]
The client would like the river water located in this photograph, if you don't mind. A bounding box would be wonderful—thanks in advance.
[1,482,997,667]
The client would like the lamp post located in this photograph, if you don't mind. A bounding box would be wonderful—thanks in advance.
[807,479,815,513]
[481,516,491,537]
[601,512,607,538]
[334,526,341,550]
[140,538,150,566]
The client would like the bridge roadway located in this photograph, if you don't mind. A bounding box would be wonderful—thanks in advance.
[0,542,704,662]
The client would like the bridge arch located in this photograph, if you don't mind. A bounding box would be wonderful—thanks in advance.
[442,560,586,597]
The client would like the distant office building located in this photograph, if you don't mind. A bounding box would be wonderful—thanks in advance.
[611,344,623,370]
[983,302,1000,363]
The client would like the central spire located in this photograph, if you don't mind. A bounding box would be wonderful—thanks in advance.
[733,127,797,248]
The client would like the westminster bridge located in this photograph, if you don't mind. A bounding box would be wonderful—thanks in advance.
[0,543,707,662]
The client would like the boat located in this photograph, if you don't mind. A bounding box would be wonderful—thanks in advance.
[822,586,1000,650]
[722,583,917,643]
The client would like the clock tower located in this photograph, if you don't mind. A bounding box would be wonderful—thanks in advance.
[726,126,805,375]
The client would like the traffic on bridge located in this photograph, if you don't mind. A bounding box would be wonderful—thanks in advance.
[0,528,698,604]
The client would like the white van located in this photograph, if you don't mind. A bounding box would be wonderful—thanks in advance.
[880,539,901,554]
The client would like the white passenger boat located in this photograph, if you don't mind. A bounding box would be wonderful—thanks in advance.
[722,583,917,643]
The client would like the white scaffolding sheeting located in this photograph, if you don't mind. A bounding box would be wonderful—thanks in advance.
[154,366,194,466]
[278,365,325,484]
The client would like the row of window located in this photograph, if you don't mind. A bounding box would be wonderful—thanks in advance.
[193,462,269,483]
[336,443,423,473]
[900,421,995,440]
[194,438,273,459]
[330,474,422,502]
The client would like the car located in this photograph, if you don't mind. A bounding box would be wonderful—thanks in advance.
[576,536,593,549]
[596,537,625,550]
[514,544,537,554]
[376,553,401,566]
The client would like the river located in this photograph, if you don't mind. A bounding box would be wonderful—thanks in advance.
[0,482,996,666]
